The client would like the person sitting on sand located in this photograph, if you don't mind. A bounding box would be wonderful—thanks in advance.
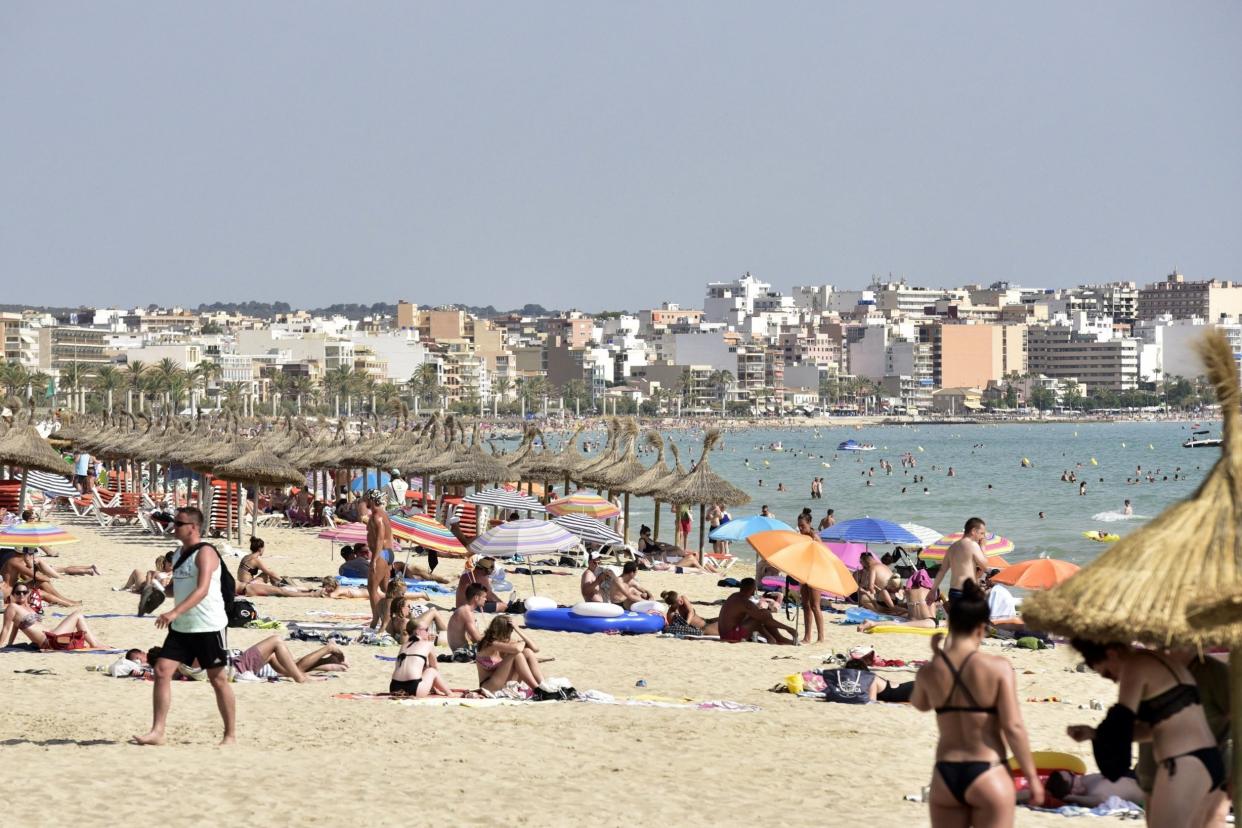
[448,584,487,656]
[475,616,562,696]
[117,553,174,594]
[911,579,1044,821]
[386,595,449,646]
[580,553,604,602]
[716,578,798,645]
[376,577,433,632]
[236,537,287,589]
[857,552,899,613]
[857,569,942,633]
[1,582,101,650]
[456,557,508,613]
[338,545,370,579]
[660,590,718,637]
[390,621,456,697]
[607,562,650,609]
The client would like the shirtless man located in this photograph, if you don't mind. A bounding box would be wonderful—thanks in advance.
[931,517,991,603]
[606,562,650,609]
[455,557,508,613]
[580,553,604,602]
[448,583,487,652]
[365,490,394,629]
[716,578,798,645]
[857,552,898,612]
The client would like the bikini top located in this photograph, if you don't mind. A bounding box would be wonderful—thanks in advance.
[18,612,38,630]
[934,651,998,716]
[395,648,427,670]
[1135,652,1200,725]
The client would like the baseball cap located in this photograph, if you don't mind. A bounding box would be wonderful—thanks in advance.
[848,645,875,661]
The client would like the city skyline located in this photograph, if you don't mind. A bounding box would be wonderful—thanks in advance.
[3,3,1239,311]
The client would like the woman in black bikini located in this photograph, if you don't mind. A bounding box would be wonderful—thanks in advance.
[389,622,454,697]
[911,579,1043,824]
[1068,641,1227,827]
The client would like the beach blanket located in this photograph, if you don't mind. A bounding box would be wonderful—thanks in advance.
[51,613,139,619]
[1030,796,1144,818]
[334,689,761,712]
[334,693,525,707]
[334,577,456,594]
[1,646,125,655]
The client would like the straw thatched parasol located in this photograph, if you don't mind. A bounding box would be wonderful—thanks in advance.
[575,417,620,485]
[1024,330,1242,817]
[663,429,750,552]
[587,420,648,543]
[626,431,673,542]
[212,442,306,542]
[435,436,515,489]
[0,413,73,509]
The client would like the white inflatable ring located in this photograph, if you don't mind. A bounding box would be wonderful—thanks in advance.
[523,595,557,612]
[629,600,667,615]
[570,601,624,618]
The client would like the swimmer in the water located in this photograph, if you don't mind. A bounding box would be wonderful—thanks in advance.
[1123,499,1132,516]
[1038,511,1045,519]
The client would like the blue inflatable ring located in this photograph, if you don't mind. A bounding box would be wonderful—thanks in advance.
[524,607,666,635]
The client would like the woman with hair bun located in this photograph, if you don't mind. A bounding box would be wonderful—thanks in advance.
[911,579,1043,824]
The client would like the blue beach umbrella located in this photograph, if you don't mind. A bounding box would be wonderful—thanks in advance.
[350,471,391,493]
[709,515,793,542]
[819,517,922,545]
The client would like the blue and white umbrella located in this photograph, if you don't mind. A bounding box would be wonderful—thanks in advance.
[469,518,580,559]
[21,470,78,499]
[709,515,793,542]
[350,471,391,493]
[818,517,922,545]
[464,487,547,513]
[553,514,622,546]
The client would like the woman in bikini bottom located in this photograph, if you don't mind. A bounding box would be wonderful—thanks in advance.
[912,579,1044,823]
[1069,641,1228,826]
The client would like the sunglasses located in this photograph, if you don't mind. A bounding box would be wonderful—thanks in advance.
[13,590,29,596]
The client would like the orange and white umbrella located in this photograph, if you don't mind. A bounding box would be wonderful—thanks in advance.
[991,558,1079,591]
[545,492,621,520]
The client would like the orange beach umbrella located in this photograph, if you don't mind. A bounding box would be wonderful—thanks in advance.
[747,530,856,597]
[991,558,1079,591]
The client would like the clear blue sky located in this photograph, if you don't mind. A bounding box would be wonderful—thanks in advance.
[2,2,1238,311]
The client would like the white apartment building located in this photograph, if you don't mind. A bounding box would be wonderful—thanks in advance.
[350,331,432,381]
[703,273,772,323]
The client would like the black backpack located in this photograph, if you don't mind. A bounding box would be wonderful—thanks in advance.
[820,668,876,704]
[173,542,251,627]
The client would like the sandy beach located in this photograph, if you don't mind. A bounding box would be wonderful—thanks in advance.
[3,516,1112,827]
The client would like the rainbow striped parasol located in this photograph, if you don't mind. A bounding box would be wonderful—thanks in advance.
[545,492,621,520]
[391,514,467,557]
[0,522,80,547]
[920,532,1015,561]
[317,522,369,544]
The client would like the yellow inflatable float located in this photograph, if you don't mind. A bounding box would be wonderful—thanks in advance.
[1083,530,1120,543]
[864,625,938,636]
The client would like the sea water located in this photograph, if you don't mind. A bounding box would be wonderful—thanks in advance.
[567,420,1220,567]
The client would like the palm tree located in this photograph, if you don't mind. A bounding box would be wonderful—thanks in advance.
[125,360,149,413]
[287,374,314,415]
[1,361,31,399]
[492,375,512,416]
[92,365,125,414]
[407,362,439,414]
[709,369,734,415]
[324,365,355,418]
[375,381,401,415]
[150,358,184,415]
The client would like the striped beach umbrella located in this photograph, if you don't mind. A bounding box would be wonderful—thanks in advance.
[464,487,547,513]
[0,522,79,547]
[317,522,369,544]
[553,514,623,547]
[920,532,1015,561]
[469,518,580,559]
[20,470,78,499]
[545,492,621,520]
[391,514,467,557]
[819,517,923,545]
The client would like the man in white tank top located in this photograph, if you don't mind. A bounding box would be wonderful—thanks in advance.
[131,506,236,746]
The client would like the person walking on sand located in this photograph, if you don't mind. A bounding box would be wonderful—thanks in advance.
[131,506,235,746]
[931,517,991,603]
[912,579,1043,823]
[366,490,394,629]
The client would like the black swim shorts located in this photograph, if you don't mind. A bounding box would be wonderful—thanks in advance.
[159,628,229,669]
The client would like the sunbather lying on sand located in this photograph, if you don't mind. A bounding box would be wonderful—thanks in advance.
[128,637,348,682]
[2,583,101,650]
[320,577,369,599]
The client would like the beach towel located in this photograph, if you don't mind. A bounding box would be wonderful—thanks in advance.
[1,646,125,655]
[334,577,455,594]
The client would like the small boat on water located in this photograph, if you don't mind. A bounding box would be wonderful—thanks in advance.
[837,439,876,452]
[1183,430,1223,448]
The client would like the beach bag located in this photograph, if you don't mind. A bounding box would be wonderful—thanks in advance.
[228,599,257,628]
[173,542,239,624]
[820,669,875,704]
[138,583,166,616]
